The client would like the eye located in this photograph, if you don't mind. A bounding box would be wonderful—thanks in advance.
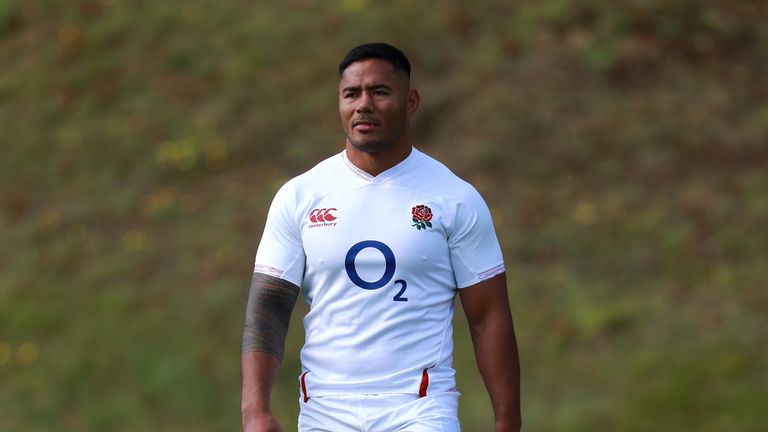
[344,91,357,99]
[373,89,388,96]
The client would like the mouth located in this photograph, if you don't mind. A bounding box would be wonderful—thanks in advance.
[352,119,379,131]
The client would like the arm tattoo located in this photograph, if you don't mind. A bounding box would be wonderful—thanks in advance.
[241,273,300,361]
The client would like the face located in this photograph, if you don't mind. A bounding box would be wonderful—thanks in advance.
[339,59,419,154]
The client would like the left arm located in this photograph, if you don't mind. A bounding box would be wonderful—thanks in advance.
[459,273,521,432]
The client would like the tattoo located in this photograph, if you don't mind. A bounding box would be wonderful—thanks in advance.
[241,273,300,360]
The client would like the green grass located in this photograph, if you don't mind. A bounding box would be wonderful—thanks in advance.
[2,1,767,430]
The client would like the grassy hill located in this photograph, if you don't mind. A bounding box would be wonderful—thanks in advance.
[2,1,767,430]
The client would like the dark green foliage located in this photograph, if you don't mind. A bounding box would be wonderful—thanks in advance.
[2,0,767,430]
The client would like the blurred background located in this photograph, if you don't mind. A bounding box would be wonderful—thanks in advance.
[1,0,767,430]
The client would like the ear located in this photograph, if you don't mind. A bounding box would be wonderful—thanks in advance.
[406,88,420,117]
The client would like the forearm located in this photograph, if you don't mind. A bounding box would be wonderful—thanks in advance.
[241,351,280,417]
[459,275,522,431]
[241,273,299,425]
[468,312,521,431]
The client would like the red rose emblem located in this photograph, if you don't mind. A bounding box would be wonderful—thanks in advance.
[411,205,433,230]
[412,205,432,221]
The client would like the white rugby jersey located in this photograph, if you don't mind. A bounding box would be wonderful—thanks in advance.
[254,147,504,397]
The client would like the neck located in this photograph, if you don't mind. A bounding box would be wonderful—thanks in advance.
[344,140,413,177]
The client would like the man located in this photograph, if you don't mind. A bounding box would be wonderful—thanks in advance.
[241,43,521,432]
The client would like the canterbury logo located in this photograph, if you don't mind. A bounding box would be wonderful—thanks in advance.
[309,208,337,223]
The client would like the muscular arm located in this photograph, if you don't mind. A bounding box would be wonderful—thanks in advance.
[241,273,300,432]
[458,273,521,432]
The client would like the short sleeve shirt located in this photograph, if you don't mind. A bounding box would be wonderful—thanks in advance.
[254,147,504,396]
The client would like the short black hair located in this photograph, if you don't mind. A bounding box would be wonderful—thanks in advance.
[339,43,411,77]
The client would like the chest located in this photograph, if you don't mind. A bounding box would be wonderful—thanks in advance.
[299,186,451,289]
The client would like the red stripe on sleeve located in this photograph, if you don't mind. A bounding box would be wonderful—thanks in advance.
[300,371,310,402]
[418,368,429,398]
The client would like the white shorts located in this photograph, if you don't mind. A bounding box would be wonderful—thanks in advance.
[297,392,461,432]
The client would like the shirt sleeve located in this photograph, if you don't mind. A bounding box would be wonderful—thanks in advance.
[253,182,306,287]
[448,187,505,288]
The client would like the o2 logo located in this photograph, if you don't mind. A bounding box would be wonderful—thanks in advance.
[345,240,408,302]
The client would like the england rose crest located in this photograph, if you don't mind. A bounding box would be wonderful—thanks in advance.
[411,204,433,230]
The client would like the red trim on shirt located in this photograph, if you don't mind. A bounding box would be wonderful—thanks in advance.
[300,372,310,402]
[418,368,429,398]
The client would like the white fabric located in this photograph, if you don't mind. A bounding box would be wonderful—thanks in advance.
[298,391,461,432]
[254,147,504,396]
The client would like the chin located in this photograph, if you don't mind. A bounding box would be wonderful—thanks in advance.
[349,138,390,154]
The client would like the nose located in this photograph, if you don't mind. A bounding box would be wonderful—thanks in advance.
[355,92,373,113]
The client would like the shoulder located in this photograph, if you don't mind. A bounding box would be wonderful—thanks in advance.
[407,149,496,234]
[291,152,344,187]
[274,152,346,199]
[407,148,482,200]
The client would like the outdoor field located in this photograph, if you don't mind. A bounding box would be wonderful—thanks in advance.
[1,0,766,430]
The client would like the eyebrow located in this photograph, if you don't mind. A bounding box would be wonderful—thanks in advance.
[341,84,392,93]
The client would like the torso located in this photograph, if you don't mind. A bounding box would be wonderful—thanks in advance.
[254,147,504,396]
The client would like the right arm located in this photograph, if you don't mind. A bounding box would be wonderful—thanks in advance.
[241,272,300,432]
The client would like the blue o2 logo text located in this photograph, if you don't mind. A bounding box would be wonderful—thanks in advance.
[345,240,408,301]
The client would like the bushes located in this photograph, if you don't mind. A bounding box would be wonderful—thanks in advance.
[2,1,766,430]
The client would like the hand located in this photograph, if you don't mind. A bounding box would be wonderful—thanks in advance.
[243,412,284,432]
